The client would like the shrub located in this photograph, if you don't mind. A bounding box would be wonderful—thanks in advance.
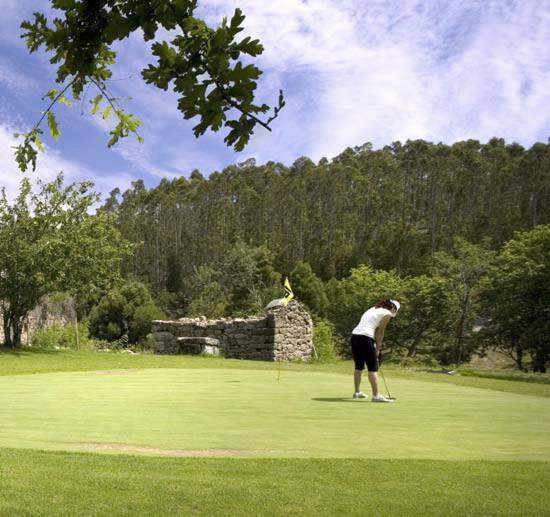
[290,261,329,317]
[31,321,93,350]
[89,281,164,345]
[312,319,337,362]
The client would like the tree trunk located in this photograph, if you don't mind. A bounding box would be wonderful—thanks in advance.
[512,345,524,371]
[532,347,547,373]
[454,289,471,364]
[3,310,25,348]
[407,328,426,358]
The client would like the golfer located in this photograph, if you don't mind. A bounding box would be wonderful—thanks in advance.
[351,299,400,402]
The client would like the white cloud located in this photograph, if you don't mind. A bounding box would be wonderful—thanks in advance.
[0,0,548,184]
[0,60,38,95]
[0,122,134,203]
[199,0,550,160]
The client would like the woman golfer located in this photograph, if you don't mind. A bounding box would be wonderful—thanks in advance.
[351,299,400,402]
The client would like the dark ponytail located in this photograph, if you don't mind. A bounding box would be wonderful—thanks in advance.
[374,300,394,311]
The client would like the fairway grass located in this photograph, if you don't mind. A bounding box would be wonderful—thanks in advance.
[1,350,549,516]
[1,449,550,516]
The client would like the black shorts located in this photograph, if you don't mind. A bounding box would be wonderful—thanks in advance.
[350,334,378,372]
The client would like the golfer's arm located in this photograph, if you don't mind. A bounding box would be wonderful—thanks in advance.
[375,317,390,349]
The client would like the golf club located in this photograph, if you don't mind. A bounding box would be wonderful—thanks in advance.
[379,368,397,400]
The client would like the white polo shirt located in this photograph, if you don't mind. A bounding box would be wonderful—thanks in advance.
[352,307,394,338]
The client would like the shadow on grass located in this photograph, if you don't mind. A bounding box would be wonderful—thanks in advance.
[311,397,357,403]
[0,346,62,357]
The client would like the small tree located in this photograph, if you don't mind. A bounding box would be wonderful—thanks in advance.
[186,265,228,318]
[326,265,404,342]
[290,261,329,317]
[312,319,337,362]
[430,238,494,364]
[0,175,132,347]
[219,240,261,315]
[88,280,164,344]
[480,225,550,372]
[395,275,456,363]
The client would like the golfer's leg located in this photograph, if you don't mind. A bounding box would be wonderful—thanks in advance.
[367,371,379,397]
[354,369,363,392]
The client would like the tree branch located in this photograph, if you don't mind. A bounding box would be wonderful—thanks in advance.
[32,78,76,136]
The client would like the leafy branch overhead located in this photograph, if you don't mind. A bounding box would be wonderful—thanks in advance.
[15,1,285,171]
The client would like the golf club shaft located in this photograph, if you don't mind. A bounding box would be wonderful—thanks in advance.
[380,368,392,398]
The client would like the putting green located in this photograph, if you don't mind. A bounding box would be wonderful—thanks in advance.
[1,368,549,460]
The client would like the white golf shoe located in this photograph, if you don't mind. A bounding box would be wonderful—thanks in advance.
[353,391,368,399]
[372,394,394,403]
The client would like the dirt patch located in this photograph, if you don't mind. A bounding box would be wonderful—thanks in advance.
[75,443,250,457]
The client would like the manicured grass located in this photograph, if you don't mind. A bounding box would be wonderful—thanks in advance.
[2,348,550,398]
[460,367,550,384]
[1,367,549,460]
[1,449,550,516]
[1,348,549,515]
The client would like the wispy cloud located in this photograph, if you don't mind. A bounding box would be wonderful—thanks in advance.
[0,60,38,96]
[0,123,134,202]
[201,0,550,160]
[0,0,548,193]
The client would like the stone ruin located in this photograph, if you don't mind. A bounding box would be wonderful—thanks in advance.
[0,297,73,345]
[152,301,314,361]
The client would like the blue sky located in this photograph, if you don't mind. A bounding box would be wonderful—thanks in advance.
[0,0,548,200]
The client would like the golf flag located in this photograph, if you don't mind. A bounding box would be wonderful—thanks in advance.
[282,277,294,306]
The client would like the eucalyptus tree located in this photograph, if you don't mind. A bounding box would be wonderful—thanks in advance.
[520,143,550,228]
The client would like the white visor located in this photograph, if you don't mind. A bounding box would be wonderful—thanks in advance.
[390,299,401,312]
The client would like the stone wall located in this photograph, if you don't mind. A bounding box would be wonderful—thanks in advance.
[152,301,313,361]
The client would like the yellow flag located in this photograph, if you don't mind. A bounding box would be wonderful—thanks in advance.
[283,277,294,306]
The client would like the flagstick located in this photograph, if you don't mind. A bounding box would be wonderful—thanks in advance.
[277,340,281,381]
[278,277,293,382]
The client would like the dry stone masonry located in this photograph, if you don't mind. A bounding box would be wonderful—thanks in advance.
[152,301,313,361]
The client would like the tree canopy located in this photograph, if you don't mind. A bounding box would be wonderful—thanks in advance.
[480,225,550,372]
[0,175,132,347]
[95,138,549,370]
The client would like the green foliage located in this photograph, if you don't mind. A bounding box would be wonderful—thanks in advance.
[480,225,550,372]
[95,138,550,369]
[0,175,132,347]
[46,112,60,141]
[13,129,43,172]
[312,319,337,362]
[132,303,164,344]
[31,322,93,350]
[219,240,262,314]
[393,275,456,363]
[186,265,228,318]
[327,265,405,339]
[88,281,164,344]
[184,241,282,318]
[16,1,284,171]
[290,261,329,317]
[429,238,495,364]
[109,140,550,298]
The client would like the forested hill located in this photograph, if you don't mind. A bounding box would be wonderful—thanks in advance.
[104,138,549,294]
